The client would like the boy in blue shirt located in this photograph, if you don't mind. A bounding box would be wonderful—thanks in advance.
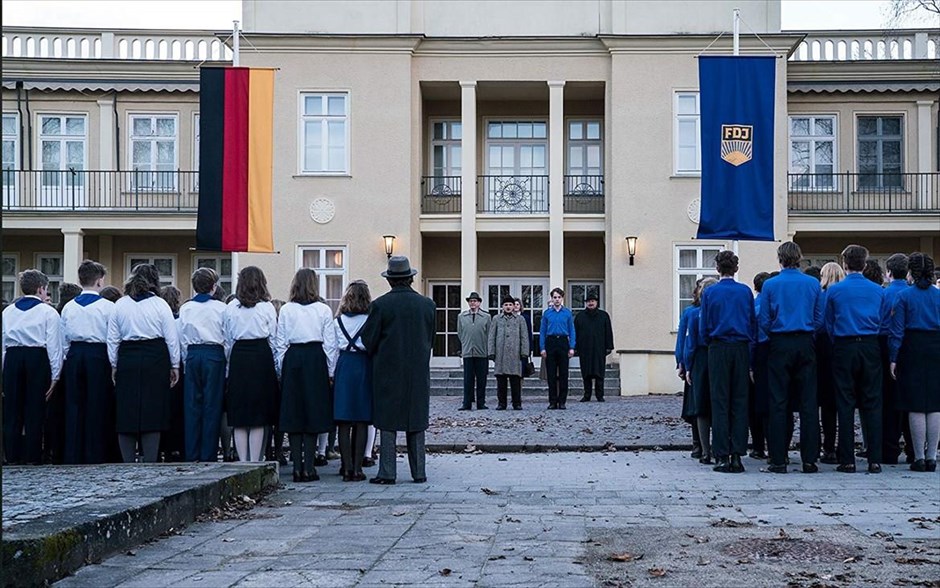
[540,288,576,410]
[880,253,911,465]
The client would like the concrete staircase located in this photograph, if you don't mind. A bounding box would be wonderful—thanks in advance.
[430,366,621,396]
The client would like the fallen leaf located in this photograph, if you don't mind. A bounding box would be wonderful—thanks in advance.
[439,568,452,576]
[523,556,535,561]
[488,555,506,561]
[481,487,498,495]
[392,511,406,517]
[895,557,938,565]
[608,552,643,562]
[776,528,791,541]
[737,558,752,564]
[843,556,861,564]
[464,444,476,453]
[697,557,710,566]
[648,567,667,577]
[711,518,754,528]
[125,550,137,556]
[221,538,234,543]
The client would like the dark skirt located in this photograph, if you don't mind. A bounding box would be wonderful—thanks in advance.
[115,338,171,434]
[689,346,710,418]
[227,338,278,428]
[816,335,836,411]
[334,350,373,423]
[279,342,332,434]
[896,330,940,413]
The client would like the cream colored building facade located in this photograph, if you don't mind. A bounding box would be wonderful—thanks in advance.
[3,1,938,394]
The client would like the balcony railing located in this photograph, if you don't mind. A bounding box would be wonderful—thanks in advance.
[563,174,604,213]
[789,30,938,62]
[479,175,548,214]
[2,27,232,61]
[2,169,198,212]
[787,171,940,213]
[421,175,461,214]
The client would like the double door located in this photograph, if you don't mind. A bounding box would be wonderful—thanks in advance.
[480,278,549,357]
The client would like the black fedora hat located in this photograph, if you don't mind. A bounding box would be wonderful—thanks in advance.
[382,255,418,278]
[466,291,482,302]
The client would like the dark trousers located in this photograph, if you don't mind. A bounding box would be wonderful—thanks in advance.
[879,336,904,463]
[582,376,604,400]
[544,336,570,406]
[462,357,488,408]
[378,430,426,481]
[708,341,750,459]
[832,336,883,465]
[749,341,769,454]
[2,347,50,464]
[44,379,66,464]
[183,345,226,462]
[767,333,819,466]
[63,342,113,464]
[496,375,522,408]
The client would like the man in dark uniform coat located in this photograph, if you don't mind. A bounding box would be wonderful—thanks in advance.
[574,292,614,402]
[361,256,436,484]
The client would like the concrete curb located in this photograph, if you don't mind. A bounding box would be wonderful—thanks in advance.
[1,463,278,588]
[422,443,690,453]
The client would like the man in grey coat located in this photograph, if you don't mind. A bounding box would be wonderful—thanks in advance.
[361,256,436,484]
[457,291,491,410]
[488,295,530,410]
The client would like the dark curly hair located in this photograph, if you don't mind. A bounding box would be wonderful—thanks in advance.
[908,252,935,290]
[124,263,161,299]
[715,250,738,277]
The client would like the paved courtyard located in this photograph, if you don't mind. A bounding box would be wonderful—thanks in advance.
[56,452,940,587]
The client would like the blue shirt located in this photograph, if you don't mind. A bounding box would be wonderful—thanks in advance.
[824,273,889,339]
[754,292,768,343]
[683,306,705,369]
[888,285,940,362]
[880,279,909,336]
[759,268,823,336]
[539,306,576,350]
[700,278,756,344]
[675,305,695,367]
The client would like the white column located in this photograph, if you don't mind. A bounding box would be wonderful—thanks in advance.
[62,229,84,284]
[97,97,115,169]
[916,100,935,209]
[548,81,565,291]
[460,81,478,298]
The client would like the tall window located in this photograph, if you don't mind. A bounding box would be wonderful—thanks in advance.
[567,120,602,176]
[192,113,200,191]
[39,114,86,187]
[675,245,722,326]
[429,282,462,358]
[568,281,603,315]
[36,254,63,305]
[126,255,175,287]
[431,120,461,175]
[674,92,700,175]
[193,255,232,298]
[299,246,347,312]
[301,93,348,174]
[2,113,18,197]
[858,115,903,188]
[2,254,18,303]
[789,115,836,189]
[486,121,547,175]
[129,114,178,191]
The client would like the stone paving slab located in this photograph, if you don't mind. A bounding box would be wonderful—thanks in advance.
[55,452,940,587]
[2,463,278,587]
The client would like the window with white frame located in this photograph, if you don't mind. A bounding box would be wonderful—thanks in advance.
[193,255,232,298]
[129,114,178,191]
[2,113,18,196]
[429,282,462,358]
[299,246,347,312]
[36,254,63,305]
[858,115,903,188]
[429,120,461,194]
[192,113,200,191]
[789,115,836,189]
[568,281,603,315]
[39,114,86,188]
[126,255,176,288]
[301,93,348,174]
[567,120,603,196]
[2,254,18,303]
[675,245,722,326]
[674,92,701,175]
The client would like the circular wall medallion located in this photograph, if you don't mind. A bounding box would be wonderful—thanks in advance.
[687,198,701,224]
[309,198,335,224]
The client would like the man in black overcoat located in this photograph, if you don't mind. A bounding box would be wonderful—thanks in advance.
[574,292,614,401]
[361,256,436,484]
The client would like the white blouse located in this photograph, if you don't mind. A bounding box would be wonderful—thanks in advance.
[178,297,228,361]
[274,301,338,377]
[107,294,181,369]
[61,291,115,358]
[223,299,277,361]
[2,296,64,381]
[334,313,368,353]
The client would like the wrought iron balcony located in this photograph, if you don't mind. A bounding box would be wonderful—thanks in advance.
[563,174,604,213]
[1,169,198,212]
[478,175,548,214]
[421,175,461,214]
[787,171,940,213]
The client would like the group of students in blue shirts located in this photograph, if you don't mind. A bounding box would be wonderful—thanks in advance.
[676,243,940,474]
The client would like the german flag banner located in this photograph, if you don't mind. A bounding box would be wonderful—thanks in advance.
[197,67,275,252]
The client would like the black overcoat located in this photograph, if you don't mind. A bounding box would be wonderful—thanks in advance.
[574,308,614,378]
[361,285,436,432]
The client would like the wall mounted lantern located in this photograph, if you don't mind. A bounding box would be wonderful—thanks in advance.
[383,235,396,258]
[625,236,638,266]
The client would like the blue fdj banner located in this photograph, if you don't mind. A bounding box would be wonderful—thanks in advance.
[697,55,776,241]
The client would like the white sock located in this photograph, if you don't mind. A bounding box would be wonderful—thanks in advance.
[234,428,250,462]
[365,425,376,458]
[926,413,940,461]
[317,432,328,456]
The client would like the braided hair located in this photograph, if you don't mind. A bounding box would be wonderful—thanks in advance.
[907,252,935,290]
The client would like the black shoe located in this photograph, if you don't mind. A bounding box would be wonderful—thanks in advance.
[713,459,731,473]
[910,459,926,472]
[413,477,427,483]
[691,447,703,459]
[496,405,507,411]
[292,471,303,482]
[580,396,591,402]
[699,455,713,465]
[548,404,558,410]
[836,463,856,473]
[730,454,744,473]
[596,397,605,402]
[558,404,567,410]
[820,452,838,465]
[369,477,395,485]
[926,460,937,472]
[748,450,767,460]
[362,457,376,468]
[802,463,819,474]
[458,406,471,411]
[767,463,787,474]
[867,463,882,474]
[303,470,320,482]
[314,455,328,467]
[512,405,522,410]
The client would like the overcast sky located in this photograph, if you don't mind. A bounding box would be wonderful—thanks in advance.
[0,0,933,30]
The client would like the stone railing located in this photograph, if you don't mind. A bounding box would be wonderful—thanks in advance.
[789,29,938,61]
[1,27,232,61]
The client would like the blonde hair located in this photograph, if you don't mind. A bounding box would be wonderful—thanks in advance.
[820,262,845,290]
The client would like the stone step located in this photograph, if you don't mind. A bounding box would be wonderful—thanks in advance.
[429,367,620,396]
